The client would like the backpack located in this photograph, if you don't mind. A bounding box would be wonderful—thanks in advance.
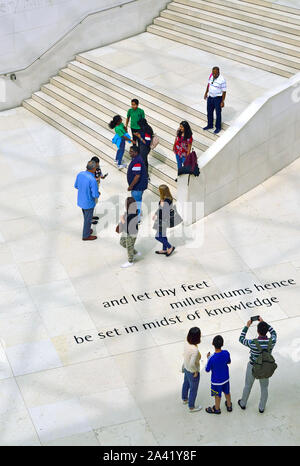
[252,339,277,379]
[150,133,159,149]
[178,149,200,177]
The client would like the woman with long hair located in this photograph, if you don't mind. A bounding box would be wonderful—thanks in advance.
[109,115,131,169]
[173,121,193,173]
[133,117,153,180]
[153,184,175,257]
[182,327,202,412]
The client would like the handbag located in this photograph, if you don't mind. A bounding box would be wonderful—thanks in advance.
[150,133,159,150]
[169,205,183,228]
[178,149,200,177]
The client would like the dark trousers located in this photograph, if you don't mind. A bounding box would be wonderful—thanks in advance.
[82,207,94,239]
[131,129,140,148]
[139,144,150,175]
[155,232,171,251]
[207,96,222,130]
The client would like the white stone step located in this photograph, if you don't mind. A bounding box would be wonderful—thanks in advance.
[240,0,300,14]
[23,98,177,194]
[174,0,300,36]
[57,67,212,152]
[55,69,205,154]
[68,60,214,137]
[31,90,178,186]
[147,24,296,77]
[168,2,300,47]
[206,0,300,25]
[161,8,300,58]
[239,0,300,16]
[42,82,178,170]
[154,16,300,69]
[76,54,229,129]
[66,63,214,145]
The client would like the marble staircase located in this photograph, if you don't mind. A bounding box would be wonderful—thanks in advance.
[23,57,220,197]
[148,0,300,78]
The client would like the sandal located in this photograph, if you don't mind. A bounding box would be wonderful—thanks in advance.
[225,401,232,412]
[205,406,221,414]
[166,246,176,257]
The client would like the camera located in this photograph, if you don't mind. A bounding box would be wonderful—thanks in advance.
[251,315,260,322]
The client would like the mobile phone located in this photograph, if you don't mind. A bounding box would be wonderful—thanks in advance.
[251,315,260,322]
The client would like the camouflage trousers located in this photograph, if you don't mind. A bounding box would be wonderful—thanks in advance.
[120,235,137,263]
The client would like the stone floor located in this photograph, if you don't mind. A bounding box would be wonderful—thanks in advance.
[0,105,299,446]
[80,33,288,126]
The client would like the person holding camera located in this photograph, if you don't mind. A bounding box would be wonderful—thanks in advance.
[238,316,277,413]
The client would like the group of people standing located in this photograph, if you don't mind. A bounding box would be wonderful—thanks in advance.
[182,317,277,415]
[74,66,227,265]
[74,99,177,267]
[109,97,195,174]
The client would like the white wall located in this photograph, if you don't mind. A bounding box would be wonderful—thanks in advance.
[178,72,300,223]
[0,0,170,110]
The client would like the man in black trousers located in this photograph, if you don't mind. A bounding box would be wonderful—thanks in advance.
[203,66,227,135]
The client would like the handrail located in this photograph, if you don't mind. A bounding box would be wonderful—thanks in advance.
[0,0,138,77]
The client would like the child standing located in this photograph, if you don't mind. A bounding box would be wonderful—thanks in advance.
[109,115,131,169]
[125,99,145,147]
[90,156,108,187]
[205,335,232,414]
[90,156,108,223]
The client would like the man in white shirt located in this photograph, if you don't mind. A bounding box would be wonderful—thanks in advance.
[203,67,227,135]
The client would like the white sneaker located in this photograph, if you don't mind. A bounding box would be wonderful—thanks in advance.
[134,251,142,257]
[189,406,202,412]
[118,164,127,169]
[121,261,134,268]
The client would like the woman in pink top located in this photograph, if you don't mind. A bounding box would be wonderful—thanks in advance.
[173,121,193,173]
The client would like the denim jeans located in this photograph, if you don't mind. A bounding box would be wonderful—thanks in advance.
[155,233,171,251]
[207,96,222,130]
[131,190,143,220]
[116,138,125,166]
[176,154,185,171]
[82,207,94,239]
[182,369,200,409]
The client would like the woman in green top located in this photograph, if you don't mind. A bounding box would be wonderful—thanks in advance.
[125,99,145,147]
[109,115,131,169]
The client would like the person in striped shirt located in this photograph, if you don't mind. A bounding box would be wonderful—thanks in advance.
[238,317,277,413]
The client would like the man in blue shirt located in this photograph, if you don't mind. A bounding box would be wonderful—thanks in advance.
[74,160,100,240]
[127,146,148,222]
[205,335,232,414]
